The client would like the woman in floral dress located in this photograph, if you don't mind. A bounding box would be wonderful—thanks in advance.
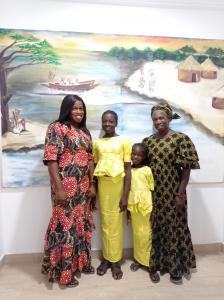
[142,101,200,285]
[41,94,96,287]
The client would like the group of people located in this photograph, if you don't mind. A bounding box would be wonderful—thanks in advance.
[41,94,200,288]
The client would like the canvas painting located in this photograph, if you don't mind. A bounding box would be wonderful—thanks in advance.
[1,28,224,187]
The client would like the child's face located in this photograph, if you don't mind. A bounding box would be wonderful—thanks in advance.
[131,146,144,165]
[102,113,117,135]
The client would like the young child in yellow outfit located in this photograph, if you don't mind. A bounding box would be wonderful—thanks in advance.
[128,143,159,283]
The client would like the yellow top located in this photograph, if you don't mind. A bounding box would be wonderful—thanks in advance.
[93,136,132,178]
[128,166,154,216]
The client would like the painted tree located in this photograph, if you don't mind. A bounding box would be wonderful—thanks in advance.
[0,29,60,134]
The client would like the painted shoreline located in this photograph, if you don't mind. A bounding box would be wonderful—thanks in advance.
[2,121,46,152]
[125,60,224,139]
[3,58,224,152]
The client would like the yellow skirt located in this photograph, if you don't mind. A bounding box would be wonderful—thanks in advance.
[98,176,123,263]
[130,211,152,267]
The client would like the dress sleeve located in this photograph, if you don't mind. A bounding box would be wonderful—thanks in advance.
[146,167,154,191]
[123,138,132,162]
[92,140,98,164]
[43,122,65,165]
[176,133,200,169]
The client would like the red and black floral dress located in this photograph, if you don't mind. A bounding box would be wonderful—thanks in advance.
[41,122,95,285]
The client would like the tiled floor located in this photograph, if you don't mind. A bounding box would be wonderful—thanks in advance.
[1,253,224,300]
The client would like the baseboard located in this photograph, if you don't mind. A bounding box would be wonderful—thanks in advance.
[1,244,223,266]
[0,255,5,270]
[194,243,224,254]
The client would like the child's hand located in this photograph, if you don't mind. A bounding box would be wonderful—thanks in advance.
[150,210,156,227]
[119,196,127,212]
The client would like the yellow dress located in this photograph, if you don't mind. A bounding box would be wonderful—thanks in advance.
[127,166,154,267]
[93,136,132,262]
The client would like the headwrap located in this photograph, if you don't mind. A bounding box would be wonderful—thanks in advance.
[151,101,181,120]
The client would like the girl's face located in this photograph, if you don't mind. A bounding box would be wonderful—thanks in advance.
[151,110,170,133]
[70,100,84,126]
[131,146,144,166]
[102,113,117,136]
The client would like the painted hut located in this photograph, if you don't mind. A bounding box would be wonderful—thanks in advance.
[201,58,218,79]
[212,86,224,109]
[178,55,202,83]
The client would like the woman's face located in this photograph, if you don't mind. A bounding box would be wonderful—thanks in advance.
[70,100,84,125]
[102,113,117,135]
[152,110,170,132]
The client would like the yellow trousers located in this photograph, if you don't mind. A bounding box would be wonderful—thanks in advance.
[131,211,152,267]
[98,176,123,263]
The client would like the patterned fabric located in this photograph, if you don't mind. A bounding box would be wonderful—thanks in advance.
[151,101,180,120]
[142,132,200,277]
[128,166,154,216]
[41,122,94,285]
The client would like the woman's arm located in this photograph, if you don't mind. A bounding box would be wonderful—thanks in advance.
[175,168,191,210]
[88,160,97,200]
[47,161,67,206]
[119,162,131,212]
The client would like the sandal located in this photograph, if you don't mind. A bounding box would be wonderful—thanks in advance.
[82,265,95,274]
[130,261,141,272]
[170,275,183,285]
[111,262,123,280]
[96,260,111,276]
[60,278,79,288]
[74,270,81,279]
[149,271,160,283]
[66,278,79,288]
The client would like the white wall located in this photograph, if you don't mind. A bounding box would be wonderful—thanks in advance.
[0,0,224,255]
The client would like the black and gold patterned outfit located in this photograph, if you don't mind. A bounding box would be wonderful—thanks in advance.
[143,131,200,278]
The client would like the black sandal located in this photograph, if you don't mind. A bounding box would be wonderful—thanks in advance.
[96,260,111,276]
[82,265,95,274]
[149,271,160,283]
[170,275,183,285]
[60,278,79,288]
[130,261,141,272]
[111,262,123,280]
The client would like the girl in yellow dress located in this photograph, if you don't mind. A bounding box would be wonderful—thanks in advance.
[93,110,132,280]
[127,143,159,282]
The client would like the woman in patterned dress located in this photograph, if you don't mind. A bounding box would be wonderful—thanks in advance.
[41,95,96,287]
[142,101,200,285]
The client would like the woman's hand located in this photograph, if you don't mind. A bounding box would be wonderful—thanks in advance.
[55,188,67,207]
[175,193,186,210]
[87,183,96,199]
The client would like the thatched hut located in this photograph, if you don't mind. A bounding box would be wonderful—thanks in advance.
[201,58,218,79]
[212,86,224,109]
[178,55,202,82]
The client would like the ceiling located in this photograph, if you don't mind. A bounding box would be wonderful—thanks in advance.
[54,0,224,10]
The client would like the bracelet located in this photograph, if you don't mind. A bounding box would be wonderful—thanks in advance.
[176,193,186,200]
[90,179,96,184]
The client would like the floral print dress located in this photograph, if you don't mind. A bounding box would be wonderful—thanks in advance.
[41,122,94,285]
